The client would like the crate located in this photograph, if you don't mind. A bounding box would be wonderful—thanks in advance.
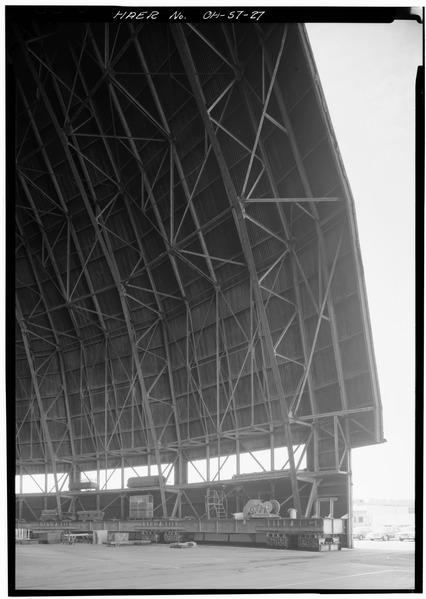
[129,495,154,519]
[40,509,59,521]
[33,531,63,544]
[107,531,129,546]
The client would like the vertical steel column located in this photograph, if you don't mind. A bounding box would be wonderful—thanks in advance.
[96,459,100,493]
[236,439,240,475]
[346,449,354,548]
[216,288,220,433]
[304,478,320,517]
[334,416,339,471]
[206,442,210,482]
[313,424,319,472]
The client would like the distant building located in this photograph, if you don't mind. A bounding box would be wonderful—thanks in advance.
[353,499,415,528]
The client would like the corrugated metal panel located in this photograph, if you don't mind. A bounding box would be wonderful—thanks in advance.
[341,333,370,377]
[315,382,342,414]
[311,346,338,388]
[265,295,297,336]
[345,372,374,408]
[302,139,341,197]
[330,253,359,301]
[279,361,305,395]
[304,312,333,350]
[334,294,363,340]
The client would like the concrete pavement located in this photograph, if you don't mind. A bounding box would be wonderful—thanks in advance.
[14,539,416,592]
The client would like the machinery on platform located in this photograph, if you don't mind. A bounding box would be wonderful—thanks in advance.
[127,476,166,489]
[242,499,281,519]
[39,509,104,522]
[40,509,77,522]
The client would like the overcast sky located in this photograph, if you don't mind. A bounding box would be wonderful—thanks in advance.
[307,18,421,500]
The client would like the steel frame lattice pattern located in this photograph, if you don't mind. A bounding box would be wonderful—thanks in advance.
[12,18,383,518]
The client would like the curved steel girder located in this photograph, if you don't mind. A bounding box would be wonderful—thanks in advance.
[15,70,109,337]
[88,27,227,460]
[46,54,155,460]
[218,27,318,418]
[15,26,170,516]
[67,37,183,455]
[16,297,63,515]
[15,218,77,463]
[172,24,302,514]
[257,25,351,426]
[16,45,141,468]
[186,25,315,432]
[15,75,120,463]
[37,18,230,492]
[15,60,121,463]
[297,24,382,443]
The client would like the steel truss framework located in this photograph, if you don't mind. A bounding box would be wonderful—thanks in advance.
[11,19,383,523]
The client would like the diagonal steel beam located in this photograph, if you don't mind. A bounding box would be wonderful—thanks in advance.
[258,26,353,451]
[241,25,288,198]
[173,24,301,513]
[130,25,218,284]
[218,35,319,420]
[16,298,63,517]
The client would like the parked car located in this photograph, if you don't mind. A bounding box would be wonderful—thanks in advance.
[397,527,415,541]
[353,526,371,540]
[366,526,400,541]
[367,529,390,541]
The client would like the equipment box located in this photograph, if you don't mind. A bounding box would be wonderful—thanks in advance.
[33,531,63,544]
[129,495,153,519]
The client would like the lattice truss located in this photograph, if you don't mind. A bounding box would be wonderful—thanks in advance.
[13,21,382,506]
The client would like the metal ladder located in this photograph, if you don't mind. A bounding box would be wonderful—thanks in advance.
[206,490,227,519]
